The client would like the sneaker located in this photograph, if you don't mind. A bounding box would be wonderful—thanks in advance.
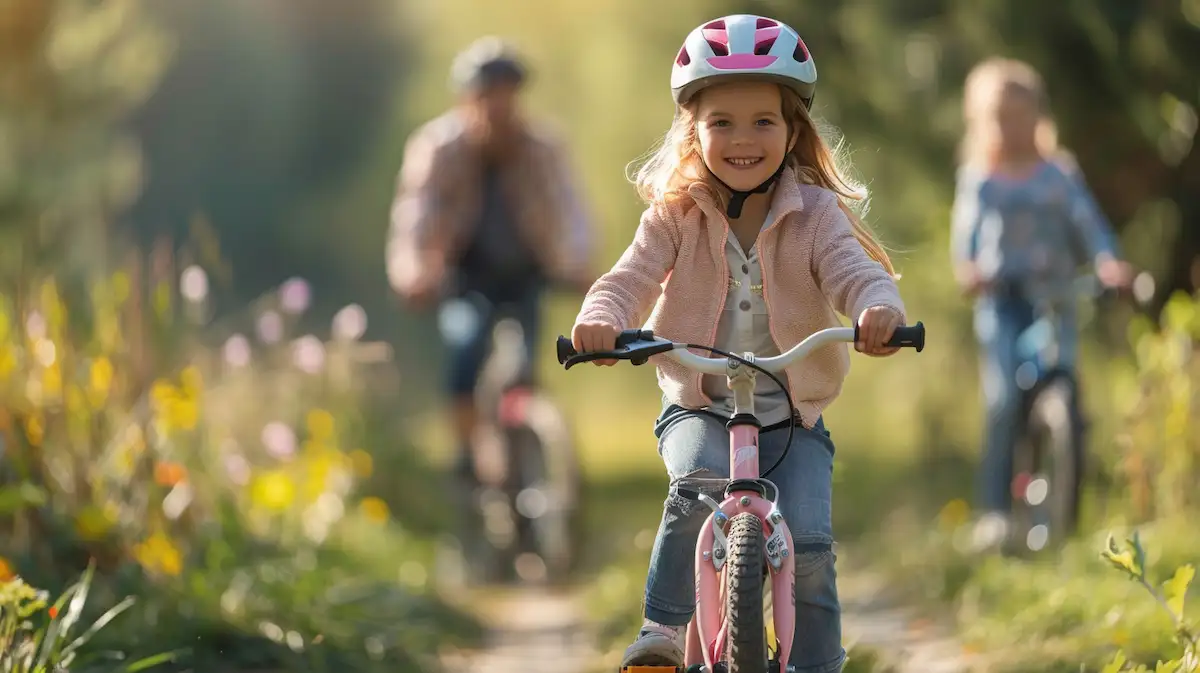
[621,621,685,667]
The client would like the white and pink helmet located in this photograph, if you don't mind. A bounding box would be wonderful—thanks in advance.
[670,15,817,109]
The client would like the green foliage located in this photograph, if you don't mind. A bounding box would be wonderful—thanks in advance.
[1117,291,1200,519]
[0,564,173,673]
[0,0,171,282]
[831,292,1200,671]
[0,0,480,667]
[1100,533,1198,672]
[0,246,481,670]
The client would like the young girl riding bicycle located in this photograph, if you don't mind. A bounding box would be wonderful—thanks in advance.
[571,15,908,671]
[950,58,1134,551]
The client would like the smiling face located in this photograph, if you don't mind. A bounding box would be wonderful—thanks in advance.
[694,81,792,191]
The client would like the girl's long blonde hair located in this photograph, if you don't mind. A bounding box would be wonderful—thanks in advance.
[630,84,896,276]
[958,57,1069,170]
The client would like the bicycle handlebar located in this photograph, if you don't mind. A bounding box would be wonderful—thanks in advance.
[555,322,925,372]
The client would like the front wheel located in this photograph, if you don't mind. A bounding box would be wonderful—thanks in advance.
[725,513,768,673]
[1012,378,1082,552]
[502,395,582,584]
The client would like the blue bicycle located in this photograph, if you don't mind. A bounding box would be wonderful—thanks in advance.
[1006,275,1107,552]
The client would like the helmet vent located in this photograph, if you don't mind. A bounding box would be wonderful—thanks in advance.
[675,45,691,67]
[793,38,810,63]
[754,38,776,55]
[706,39,729,56]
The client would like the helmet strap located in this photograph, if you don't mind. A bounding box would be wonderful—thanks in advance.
[712,160,787,219]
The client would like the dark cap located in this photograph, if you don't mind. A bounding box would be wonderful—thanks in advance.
[451,37,528,92]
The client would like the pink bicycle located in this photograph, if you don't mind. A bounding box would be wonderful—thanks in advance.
[556,322,925,673]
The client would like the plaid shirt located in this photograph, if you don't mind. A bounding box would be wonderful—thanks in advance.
[387,108,592,295]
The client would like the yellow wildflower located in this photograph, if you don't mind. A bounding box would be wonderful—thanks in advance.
[937,498,971,532]
[302,459,333,503]
[24,416,43,446]
[359,497,389,525]
[305,408,335,443]
[0,343,15,382]
[150,379,177,409]
[167,397,199,431]
[150,379,199,432]
[349,450,373,479]
[251,471,296,511]
[133,532,183,577]
[41,363,62,399]
[179,365,203,399]
[89,356,114,404]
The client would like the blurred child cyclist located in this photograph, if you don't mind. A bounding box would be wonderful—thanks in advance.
[950,57,1134,550]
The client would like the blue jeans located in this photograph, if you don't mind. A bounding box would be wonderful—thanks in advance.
[643,404,845,673]
[438,282,543,397]
[974,294,1079,514]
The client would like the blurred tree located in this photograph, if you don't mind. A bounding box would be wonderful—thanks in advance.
[123,0,406,318]
[747,0,1200,305]
[0,0,170,288]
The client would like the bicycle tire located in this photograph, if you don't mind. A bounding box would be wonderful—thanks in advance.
[1011,379,1082,553]
[1031,380,1082,539]
[725,513,768,672]
[504,413,581,583]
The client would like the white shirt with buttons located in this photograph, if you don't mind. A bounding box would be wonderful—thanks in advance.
[701,207,794,427]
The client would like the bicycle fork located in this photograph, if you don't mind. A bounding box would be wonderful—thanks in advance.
[681,486,796,671]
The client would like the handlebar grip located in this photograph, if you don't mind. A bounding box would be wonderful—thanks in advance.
[556,329,655,365]
[556,335,577,365]
[885,321,925,352]
[853,320,926,352]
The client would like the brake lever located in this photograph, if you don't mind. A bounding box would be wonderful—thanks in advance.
[561,351,610,370]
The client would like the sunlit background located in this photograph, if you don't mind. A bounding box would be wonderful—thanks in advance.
[0,0,1197,671]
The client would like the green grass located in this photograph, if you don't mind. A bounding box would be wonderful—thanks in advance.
[851,512,1200,672]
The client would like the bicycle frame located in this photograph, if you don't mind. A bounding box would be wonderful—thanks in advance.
[555,320,924,672]
[1012,275,1100,393]
[685,354,796,670]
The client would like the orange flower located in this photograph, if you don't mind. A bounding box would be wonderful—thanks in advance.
[48,606,58,619]
[0,556,14,581]
[154,461,188,487]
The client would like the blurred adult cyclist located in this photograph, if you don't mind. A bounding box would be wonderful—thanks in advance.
[386,36,595,546]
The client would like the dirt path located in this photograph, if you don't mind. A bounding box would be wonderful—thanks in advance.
[439,573,985,673]
[439,587,600,673]
[840,571,985,672]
